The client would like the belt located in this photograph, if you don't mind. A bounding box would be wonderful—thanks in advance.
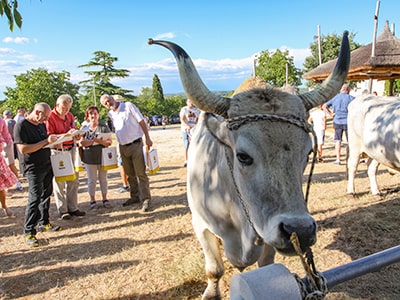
[122,138,142,147]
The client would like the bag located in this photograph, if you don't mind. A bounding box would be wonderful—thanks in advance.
[74,147,85,172]
[145,148,160,175]
[50,151,76,182]
[101,147,118,170]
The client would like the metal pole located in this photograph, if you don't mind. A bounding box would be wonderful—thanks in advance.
[317,25,322,65]
[285,62,288,85]
[302,245,400,289]
[371,0,380,58]
[93,78,96,106]
[253,54,259,78]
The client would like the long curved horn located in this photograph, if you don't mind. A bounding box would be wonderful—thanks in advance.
[299,31,350,110]
[148,38,230,116]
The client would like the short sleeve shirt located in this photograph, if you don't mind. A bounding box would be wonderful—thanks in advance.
[325,93,354,125]
[179,106,200,131]
[108,102,144,145]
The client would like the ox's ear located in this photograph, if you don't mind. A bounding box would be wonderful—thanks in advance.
[205,113,233,146]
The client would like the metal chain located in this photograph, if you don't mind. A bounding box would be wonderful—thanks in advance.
[291,232,328,299]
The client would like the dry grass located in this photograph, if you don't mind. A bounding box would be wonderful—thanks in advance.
[1,124,399,300]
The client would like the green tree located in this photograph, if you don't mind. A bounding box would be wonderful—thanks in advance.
[78,51,132,99]
[303,32,361,87]
[136,87,156,116]
[152,74,164,102]
[385,79,400,96]
[256,49,302,87]
[0,0,22,31]
[78,51,135,120]
[1,68,80,114]
[163,95,186,118]
[150,74,166,114]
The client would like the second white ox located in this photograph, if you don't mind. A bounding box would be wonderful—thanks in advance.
[347,94,400,196]
[149,32,350,300]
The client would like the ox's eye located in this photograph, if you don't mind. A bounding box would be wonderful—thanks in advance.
[236,152,253,165]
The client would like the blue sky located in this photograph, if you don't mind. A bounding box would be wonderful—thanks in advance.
[0,0,399,97]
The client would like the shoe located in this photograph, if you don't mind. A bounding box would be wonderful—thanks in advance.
[60,213,72,220]
[69,210,86,217]
[141,199,150,212]
[318,158,323,163]
[90,201,97,209]
[38,223,62,232]
[183,161,187,167]
[3,208,15,218]
[122,199,140,207]
[117,186,129,193]
[103,200,113,208]
[25,234,39,247]
[333,160,340,165]
[16,182,23,191]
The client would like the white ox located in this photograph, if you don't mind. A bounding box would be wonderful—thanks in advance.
[347,94,400,196]
[149,32,350,300]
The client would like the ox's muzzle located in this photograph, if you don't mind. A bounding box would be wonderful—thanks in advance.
[276,216,317,255]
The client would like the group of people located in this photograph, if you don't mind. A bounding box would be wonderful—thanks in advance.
[308,83,357,164]
[1,94,154,248]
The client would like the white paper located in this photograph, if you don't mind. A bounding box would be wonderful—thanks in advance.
[93,132,112,145]
[45,130,87,148]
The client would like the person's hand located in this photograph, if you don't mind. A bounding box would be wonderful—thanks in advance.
[146,138,153,149]
[48,134,59,144]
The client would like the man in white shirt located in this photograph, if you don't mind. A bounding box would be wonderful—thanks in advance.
[100,94,153,212]
[179,99,199,167]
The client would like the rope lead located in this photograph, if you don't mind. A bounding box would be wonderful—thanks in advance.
[290,232,328,300]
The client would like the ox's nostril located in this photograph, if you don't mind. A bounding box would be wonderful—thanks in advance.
[281,219,317,249]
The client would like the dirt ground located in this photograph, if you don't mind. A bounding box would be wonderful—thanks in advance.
[0,123,399,300]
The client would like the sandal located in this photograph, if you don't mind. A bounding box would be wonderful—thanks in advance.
[103,200,112,208]
[4,208,15,218]
[90,201,97,209]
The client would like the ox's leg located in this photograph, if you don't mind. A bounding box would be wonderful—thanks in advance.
[196,228,224,300]
[347,152,360,196]
[367,159,381,196]
[257,244,276,267]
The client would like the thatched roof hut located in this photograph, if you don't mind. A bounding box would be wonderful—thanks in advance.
[233,77,298,96]
[303,21,400,82]
[232,76,269,96]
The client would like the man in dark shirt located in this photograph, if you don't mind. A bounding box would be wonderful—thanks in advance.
[14,102,61,247]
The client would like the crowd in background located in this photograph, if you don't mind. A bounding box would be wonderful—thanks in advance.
[1,93,154,248]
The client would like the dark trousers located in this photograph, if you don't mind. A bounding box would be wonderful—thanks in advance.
[24,167,54,235]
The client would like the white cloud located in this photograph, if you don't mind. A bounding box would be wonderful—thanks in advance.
[153,32,176,40]
[2,37,30,44]
[279,46,311,68]
[0,48,17,56]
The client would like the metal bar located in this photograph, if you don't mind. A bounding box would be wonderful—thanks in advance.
[303,245,400,289]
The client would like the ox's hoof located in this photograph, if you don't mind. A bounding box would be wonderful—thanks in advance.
[372,193,383,200]
[346,193,356,198]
